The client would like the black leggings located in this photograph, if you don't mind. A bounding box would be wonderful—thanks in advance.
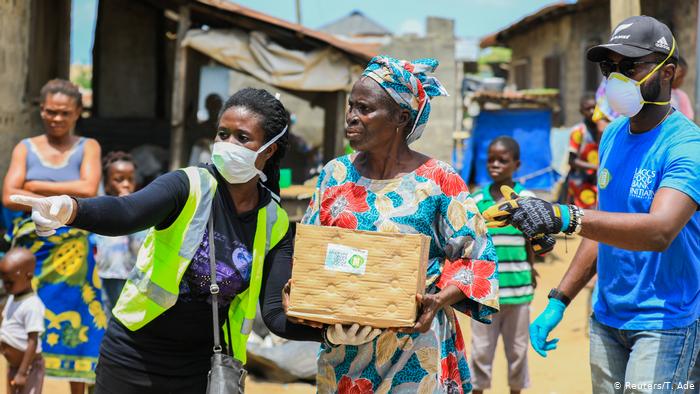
[94,359,208,394]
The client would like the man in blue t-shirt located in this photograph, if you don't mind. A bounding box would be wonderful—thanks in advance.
[483,16,700,392]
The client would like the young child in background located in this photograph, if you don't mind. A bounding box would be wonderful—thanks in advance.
[93,152,147,319]
[470,136,536,394]
[0,248,45,394]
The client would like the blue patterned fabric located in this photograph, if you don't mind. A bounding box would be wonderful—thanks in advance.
[362,56,449,144]
[7,218,104,382]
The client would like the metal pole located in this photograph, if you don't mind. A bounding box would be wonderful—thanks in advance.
[295,0,302,25]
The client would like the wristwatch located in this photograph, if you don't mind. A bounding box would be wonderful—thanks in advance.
[548,288,571,306]
[322,325,339,348]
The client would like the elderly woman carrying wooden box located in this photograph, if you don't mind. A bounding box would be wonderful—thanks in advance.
[290,56,499,393]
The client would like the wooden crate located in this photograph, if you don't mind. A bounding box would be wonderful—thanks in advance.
[288,224,429,328]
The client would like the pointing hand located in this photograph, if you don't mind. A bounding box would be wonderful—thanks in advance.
[10,195,75,236]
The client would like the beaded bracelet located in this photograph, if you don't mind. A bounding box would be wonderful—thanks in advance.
[564,205,584,235]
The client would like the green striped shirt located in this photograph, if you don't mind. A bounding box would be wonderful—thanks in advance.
[473,182,534,304]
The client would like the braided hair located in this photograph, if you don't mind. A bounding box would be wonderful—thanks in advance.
[219,88,289,195]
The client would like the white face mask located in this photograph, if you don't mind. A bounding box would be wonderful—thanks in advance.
[605,38,675,118]
[211,125,287,184]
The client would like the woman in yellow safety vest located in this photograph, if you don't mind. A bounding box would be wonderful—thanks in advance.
[12,88,323,393]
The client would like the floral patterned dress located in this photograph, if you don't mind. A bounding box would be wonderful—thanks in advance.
[567,123,600,209]
[302,154,498,393]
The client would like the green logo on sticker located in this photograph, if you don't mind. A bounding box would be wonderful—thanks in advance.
[347,254,366,269]
[599,168,612,189]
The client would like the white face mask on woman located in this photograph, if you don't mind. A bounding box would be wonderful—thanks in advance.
[605,38,675,118]
[211,125,287,184]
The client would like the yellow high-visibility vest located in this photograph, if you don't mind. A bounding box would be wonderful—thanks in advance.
[113,166,289,363]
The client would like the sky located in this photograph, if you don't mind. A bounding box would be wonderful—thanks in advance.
[71,0,566,64]
[71,0,98,64]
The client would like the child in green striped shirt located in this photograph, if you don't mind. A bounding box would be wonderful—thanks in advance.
[469,136,536,394]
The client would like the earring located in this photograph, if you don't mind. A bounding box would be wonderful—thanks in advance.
[396,127,400,134]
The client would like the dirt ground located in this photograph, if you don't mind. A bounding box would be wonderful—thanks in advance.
[3,236,590,393]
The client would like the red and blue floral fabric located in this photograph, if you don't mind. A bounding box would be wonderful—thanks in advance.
[302,154,498,393]
[567,123,600,209]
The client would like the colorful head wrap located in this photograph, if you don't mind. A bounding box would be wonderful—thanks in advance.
[592,79,620,122]
[362,56,449,144]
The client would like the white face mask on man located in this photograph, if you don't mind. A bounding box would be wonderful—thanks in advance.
[211,125,287,184]
[605,38,676,118]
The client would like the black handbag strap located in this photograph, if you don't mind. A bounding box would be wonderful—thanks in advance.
[208,212,222,354]
[226,313,234,357]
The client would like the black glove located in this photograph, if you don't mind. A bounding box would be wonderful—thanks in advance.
[482,186,570,255]
[530,234,557,255]
[509,197,566,239]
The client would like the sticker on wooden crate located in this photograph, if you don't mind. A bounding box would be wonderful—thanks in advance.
[324,243,368,275]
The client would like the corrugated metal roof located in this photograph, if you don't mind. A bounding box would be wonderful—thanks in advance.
[193,0,376,63]
[479,0,599,48]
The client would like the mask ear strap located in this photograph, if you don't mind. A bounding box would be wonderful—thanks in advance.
[638,37,676,85]
[255,124,288,182]
[257,125,288,153]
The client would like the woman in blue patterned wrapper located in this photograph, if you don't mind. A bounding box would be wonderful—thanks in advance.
[294,56,499,393]
[2,79,103,393]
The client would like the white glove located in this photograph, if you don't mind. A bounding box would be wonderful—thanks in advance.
[10,195,75,236]
[326,323,382,346]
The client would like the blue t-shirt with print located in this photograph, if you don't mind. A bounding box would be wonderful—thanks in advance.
[595,110,700,330]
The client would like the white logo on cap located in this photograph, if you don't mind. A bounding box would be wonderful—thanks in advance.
[612,34,631,40]
[613,23,634,36]
[655,36,670,50]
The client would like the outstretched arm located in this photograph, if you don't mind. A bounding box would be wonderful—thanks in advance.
[485,186,696,253]
[577,188,696,251]
[69,170,189,236]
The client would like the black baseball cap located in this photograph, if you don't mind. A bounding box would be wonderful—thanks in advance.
[587,15,679,62]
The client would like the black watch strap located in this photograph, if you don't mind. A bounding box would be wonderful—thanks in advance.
[322,325,339,348]
[548,288,571,306]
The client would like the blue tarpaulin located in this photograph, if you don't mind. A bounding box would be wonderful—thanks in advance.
[458,109,559,190]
